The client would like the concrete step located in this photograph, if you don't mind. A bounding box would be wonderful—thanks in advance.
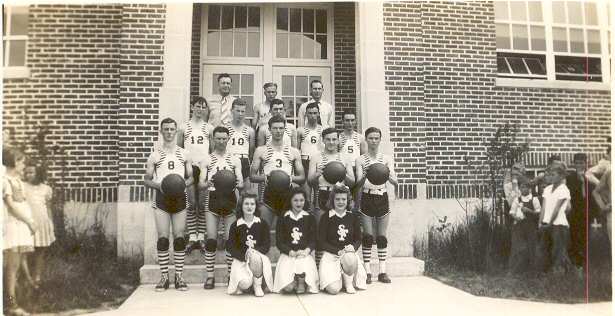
[140,256,424,284]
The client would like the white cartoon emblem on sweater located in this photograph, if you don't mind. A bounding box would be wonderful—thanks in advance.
[291,227,302,244]
[337,224,348,241]
[246,235,256,248]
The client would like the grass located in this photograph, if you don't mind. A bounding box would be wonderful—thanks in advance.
[8,223,141,314]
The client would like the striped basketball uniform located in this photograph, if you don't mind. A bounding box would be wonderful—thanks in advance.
[225,122,251,179]
[262,144,294,216]
[150,146,188,213]
[300,125,323,173]
[181,120,212,165]
[358,153,390,218]
[205,153,239,217]
[315,152,347,212]
[339,131,361,168]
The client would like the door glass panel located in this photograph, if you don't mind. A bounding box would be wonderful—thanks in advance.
[211,73,257,123]
[296,76,308,96]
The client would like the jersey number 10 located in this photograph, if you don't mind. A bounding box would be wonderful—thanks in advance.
[231,138,245,146]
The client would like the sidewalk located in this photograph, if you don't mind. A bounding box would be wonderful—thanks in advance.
[88,277,612,316]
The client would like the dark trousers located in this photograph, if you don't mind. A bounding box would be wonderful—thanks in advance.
[535,225,572,273]
[508,218,538,273]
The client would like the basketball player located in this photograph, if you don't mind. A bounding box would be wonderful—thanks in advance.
[250,114,305,228]
[297,102,324,209]
[144,118,194,291]
[355,127,398,284]
[177,97,213,253]
[198,126,244,289]
[253,83,277,134]
[256,99,297,148]
[225,98,255,185]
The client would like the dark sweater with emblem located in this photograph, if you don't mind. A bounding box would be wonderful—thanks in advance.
[276,211,317,255]
[317,210,362,254]
[226,218,271,262]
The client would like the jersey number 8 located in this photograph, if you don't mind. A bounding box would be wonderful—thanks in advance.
[168,161,175,170]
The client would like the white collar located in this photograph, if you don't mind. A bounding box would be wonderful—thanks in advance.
[284,210,310,221]
[237,216,261,228]
[329,209,347,218]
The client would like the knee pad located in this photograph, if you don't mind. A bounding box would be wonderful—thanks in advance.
[205,238,217,252]
[157,237,170,251]
[376,235,388,248]
[362,234,374,247]
[173,237,186,251]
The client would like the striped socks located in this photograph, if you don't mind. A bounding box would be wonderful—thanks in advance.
[226,251,233,275]
[378,247,387,274]
[158,250,169,276]
[174,248,185,275]
[205,251,216,277]
[362,245,372,274]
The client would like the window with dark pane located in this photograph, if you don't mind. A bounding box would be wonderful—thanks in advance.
[555,56,602,81]
[496,52,547,79]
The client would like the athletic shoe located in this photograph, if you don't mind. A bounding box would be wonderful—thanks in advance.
[377,273,391,283]
[366,273,372,284]
[155,275,169,292]
[175,274,188,291]
[204,277,215,290]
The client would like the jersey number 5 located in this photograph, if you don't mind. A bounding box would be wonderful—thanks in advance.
[347,146,353,153]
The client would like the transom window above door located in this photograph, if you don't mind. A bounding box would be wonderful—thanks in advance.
[206,5,261,58]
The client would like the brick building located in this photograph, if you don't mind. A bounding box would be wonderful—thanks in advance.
[2,2,611,278]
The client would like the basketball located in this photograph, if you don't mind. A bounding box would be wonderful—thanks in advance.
[268,170,291,191]
[366,163,389,186]
[340,252,358,275]
[213,169,236,192]
[161,174,186,197]
[323,161,346,184]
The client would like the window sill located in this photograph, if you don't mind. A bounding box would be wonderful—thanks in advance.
[496,77,610,91]
[3,67,31,79]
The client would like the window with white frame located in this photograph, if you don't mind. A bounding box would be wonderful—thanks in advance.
[275,7,328,59]
[495,0,610,83]
[206,5,261,58]
[3,6,29,73]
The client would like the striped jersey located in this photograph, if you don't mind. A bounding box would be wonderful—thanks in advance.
[316,152,346,187]
[151,146,187,183]
[204,152,239,184]
[358,153,388,190]
[262,144,294,176]
[225,122,251,156]
[181,120,212,164]
[299,125,324,159]
[339,131,361,167]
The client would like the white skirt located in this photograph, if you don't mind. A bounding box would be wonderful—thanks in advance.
[273,253,319,293]
[319,251,367,290]
[3,202,35,252]
[227,251,274,295]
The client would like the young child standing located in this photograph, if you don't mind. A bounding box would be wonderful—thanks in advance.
[22,164,56,288]
[273,188,319,294]
[508,176,541,273]
[3,148,36,316]
[226,192,273,297]
[537,162,572,273]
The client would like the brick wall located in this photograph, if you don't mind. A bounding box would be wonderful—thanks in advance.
[384,1,611,199]
[333,2,357,129]
[190,3,202,101]
[2,5,122,202]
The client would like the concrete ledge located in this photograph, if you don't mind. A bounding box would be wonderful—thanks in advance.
[140,256,424,284]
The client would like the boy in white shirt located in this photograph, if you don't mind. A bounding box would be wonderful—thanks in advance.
[508,176,541,273]
[537,162,572,274]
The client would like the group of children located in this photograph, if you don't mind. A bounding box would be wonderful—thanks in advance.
[3,148,56,316]
[506,146,611,275]
[144,76,398,296]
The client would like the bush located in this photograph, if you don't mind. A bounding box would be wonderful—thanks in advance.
[11,222,141,313]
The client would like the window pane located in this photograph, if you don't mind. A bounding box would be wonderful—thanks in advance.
[247,32,259,57]
[241,74,253,95]
[316,35,327,59]
[495,2,508,20]
[512,25,529,50]
[528,1,543,22]
[212,74,218,94]
[553,27,567,52]
[243,97,255,116]
[290,9,301,33]
[496,23,510,49]
[497,56,510,73]
[277,8,288,31]
[510,2,527,21]
[552,1,566,23]
[569,28,584,53]
[555,56,602,81]
[235,6,247,30]
[584,2,598,25]
[248,7,260,30]
[221,31,233,56]
[316,10,327,33]
[234,32,247,57]
[230,74,240,94]
[587,30,600,54]
[530,26,546,51]
[296,76,308,96]
[289,33,301,58]
[208,5,221,30]
[10,6,28,36]
[525,58,546,75]
[567,2,583,25]
[8,40,25,66]
[303,34,315,59]
[276,33,288,58]
[221,6,234,30]
[207,31,220,56]
[303,9,314,33]
[508,57,529,74]
[282,76,294,95]
[295,97,308,115]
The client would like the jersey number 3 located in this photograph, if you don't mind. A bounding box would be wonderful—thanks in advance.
[275,159,283,168]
